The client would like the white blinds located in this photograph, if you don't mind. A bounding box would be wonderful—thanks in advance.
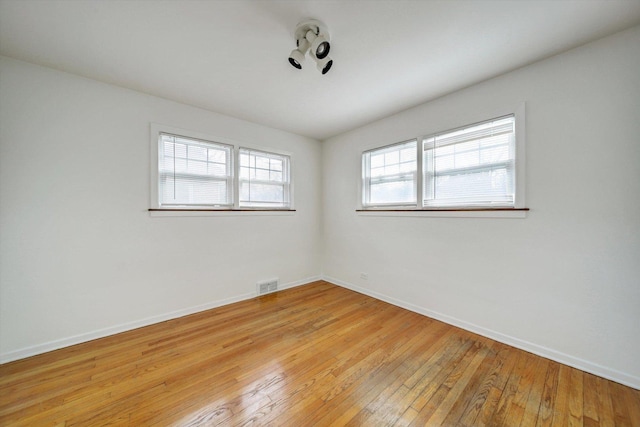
[158,133,233,207]
[239,148,290,208]
[423,115,515,207]
[363,140,417,206]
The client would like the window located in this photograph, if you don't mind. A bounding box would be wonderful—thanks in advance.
[362,140,417,207]
[151,125,293,210]
[424,115,515,207]
[361,112,525,211]
[239,148,291,208]
[159,134,233,207]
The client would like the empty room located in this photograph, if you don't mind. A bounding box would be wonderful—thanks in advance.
[1,0,639,425]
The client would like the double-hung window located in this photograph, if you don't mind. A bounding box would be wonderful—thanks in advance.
[424,115,515,207]
[361,113,524,212]
[159,133,233,208]
[362,140,417,207]
[151,125,293,210]
[239,148,290,208]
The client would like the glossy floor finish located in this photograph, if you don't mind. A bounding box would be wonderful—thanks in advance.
[1,281,639,426]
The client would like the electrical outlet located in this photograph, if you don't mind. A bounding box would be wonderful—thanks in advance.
[360,272,368,280]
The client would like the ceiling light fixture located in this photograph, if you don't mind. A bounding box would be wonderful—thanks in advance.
[288,19,333,75]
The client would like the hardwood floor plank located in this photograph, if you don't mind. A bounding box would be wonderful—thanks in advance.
[458,342,515,426]
[491,349,541,426]
[621,381,640,427]
[584,372,602,426]
[1,281,639,426]
[568,366,585,427]
[440,340,500,426]
[484,348,527,426]
[595,375,616,427]
[552,364,572,426]
[468,343,518,427]
[520,356,550,426]
[536,361,560,427]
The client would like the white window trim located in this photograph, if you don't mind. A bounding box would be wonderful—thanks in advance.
[357,103,527,218]
[150,123,294,215]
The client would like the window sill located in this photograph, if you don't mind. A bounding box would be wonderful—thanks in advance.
[149,208,296,217]
[356,208,528,218]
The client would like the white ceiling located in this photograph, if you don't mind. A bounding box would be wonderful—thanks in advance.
[1,0,640,140]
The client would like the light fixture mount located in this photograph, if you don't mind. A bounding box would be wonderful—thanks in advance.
[289,18,333,75]
[293,19,329,44]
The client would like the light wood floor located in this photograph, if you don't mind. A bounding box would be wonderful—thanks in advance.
[1,281,639,426]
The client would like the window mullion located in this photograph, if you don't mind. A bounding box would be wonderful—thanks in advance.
[416,138,424,209]
[233,146,240,209]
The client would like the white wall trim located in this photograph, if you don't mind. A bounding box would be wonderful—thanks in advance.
[0,275,321,365]
[323,275,640,390]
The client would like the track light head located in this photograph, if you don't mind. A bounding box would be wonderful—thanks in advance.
[316,56,333,74]
[288,38,309,69]
[310,35,330,60]
[288,52,303,69]
[290,19,332,75]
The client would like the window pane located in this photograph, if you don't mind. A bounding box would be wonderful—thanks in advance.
[161,175,228,205]
[270,171,282,181]
[371,166,385,178]
[270,158,282,171]
[209,148,226,163]
[385,164,400,175]
[385,150,399,165]
[241,182,284,203]
[255,155,270,170]
[174,143,186,159]
[370,180,415,205]
[433,168,509,200]
[256,168,269,181]
[371,153,384,168]
[399,162,415,173]
[189,145,207,161]
[400,147,416,162]
[435,154,454,171]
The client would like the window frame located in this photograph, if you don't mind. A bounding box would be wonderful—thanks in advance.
[359,105,526,217]
[150,124,294,212]
[422,114,516,208]
[157,132,235,209]
[238,147,291,209]
[362,139,419,208]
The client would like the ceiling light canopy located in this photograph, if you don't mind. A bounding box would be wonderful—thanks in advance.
[288,19,333,75]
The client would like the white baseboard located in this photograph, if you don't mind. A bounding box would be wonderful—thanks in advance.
[0,276,321,365]
[323,275,640,390]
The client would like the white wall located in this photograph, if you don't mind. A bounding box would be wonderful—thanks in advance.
[322,26,640,388]
[0,56,322,362]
